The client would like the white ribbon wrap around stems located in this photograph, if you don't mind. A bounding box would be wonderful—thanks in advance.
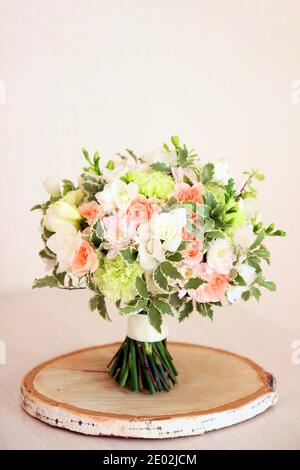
[127,314,169,343]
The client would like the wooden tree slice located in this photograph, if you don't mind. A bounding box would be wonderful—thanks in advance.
[20,342,277,439]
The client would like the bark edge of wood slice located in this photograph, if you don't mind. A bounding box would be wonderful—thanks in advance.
[20,342,277,439]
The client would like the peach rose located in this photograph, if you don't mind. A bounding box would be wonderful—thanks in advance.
[188,262,228,303]
[78,201,104,225]
[71,240,98,277]
[175,183,204,203]
[182,228,203,267]
[127,195,156,227]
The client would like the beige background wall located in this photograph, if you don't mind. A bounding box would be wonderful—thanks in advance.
[0,0,299,331]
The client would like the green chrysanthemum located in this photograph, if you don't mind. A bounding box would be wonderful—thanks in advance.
[125,170,175,199]
[93,256,142,303]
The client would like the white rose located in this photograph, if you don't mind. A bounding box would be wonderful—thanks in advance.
[207,238,234,274]
[43,200,81,232]
[233,224,256,250]
[96,180,138,213]
[214,160,231,185]
[46,225,82,273]
[42,178,61,197]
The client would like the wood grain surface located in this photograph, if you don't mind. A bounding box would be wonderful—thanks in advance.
[20,342,277,438]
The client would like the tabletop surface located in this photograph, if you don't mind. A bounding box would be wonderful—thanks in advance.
[1,290,299,450]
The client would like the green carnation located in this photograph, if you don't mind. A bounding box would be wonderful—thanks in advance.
[125,170,175,199]
[204,182,225,202]
[93,256,142,303]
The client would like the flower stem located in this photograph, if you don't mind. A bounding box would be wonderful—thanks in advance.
[107,337,178,394]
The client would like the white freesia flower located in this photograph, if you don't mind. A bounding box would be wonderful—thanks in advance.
[143,146,177,167]
[227,285,246,303]
[238,198,258,222]
[237,262,256,286]
[46,225,82,273]
[137,208,187,271]
[99,154,137,183]
[233,224,256,250]
[214,159,231,185]
[42,178,61,197]
[43,200,81,232]
[207,238,234,274]
[138,238,165,271]
[96,180,138,213]
[227,262,256,303]
[171,167,198,185]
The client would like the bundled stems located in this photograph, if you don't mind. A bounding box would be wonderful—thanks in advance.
[107,337,178,394]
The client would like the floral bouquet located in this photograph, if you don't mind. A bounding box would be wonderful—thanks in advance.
[32,136,285,394]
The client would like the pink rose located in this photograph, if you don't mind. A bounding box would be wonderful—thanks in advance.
[181,228,203,267]
[127,195,156,227]
[188,263,228,303]
[175,183,204,203]
[71,240,98,277]
[78,201,104,225]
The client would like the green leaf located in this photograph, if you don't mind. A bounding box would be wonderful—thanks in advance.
[135,276,150,298]
[126,148,138,161]
[249,230,265,250]
[212,203,226,217]
[89,294,111,321]
[53,267,66,286]
[119,299,147,316]
[148,303,162,333]
[195,302,213,320]
[160,261,184,281]
[201,163,214,184]
[154,267,170,292]
[166,251,183,262]
[32,276,58,289]
[246,257,262,272]
[177,241,189,251]
[183,175,193,185]
[235,274,247,286]
[39,247,56,260]
[250,286,261,301]
[203,218,215,232]
[119,247,137,264]
[241,291,251,301]
[253,170,265,181]
[252,248,270,262]
[81,173,104,195]
[150,162,171,173]
[184,277,206,290]
[30,204,42,211]
[171,135,180,149]
[205,230,225,240]
[91,220,103,246]
[153,299,174,316]
[169,292,182,309]
[82,147,92,164]
[203,192,217,210]
[256,276,276,292]
[62,179,75,195]
[269,229,286,237]
[178,300,193,322]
